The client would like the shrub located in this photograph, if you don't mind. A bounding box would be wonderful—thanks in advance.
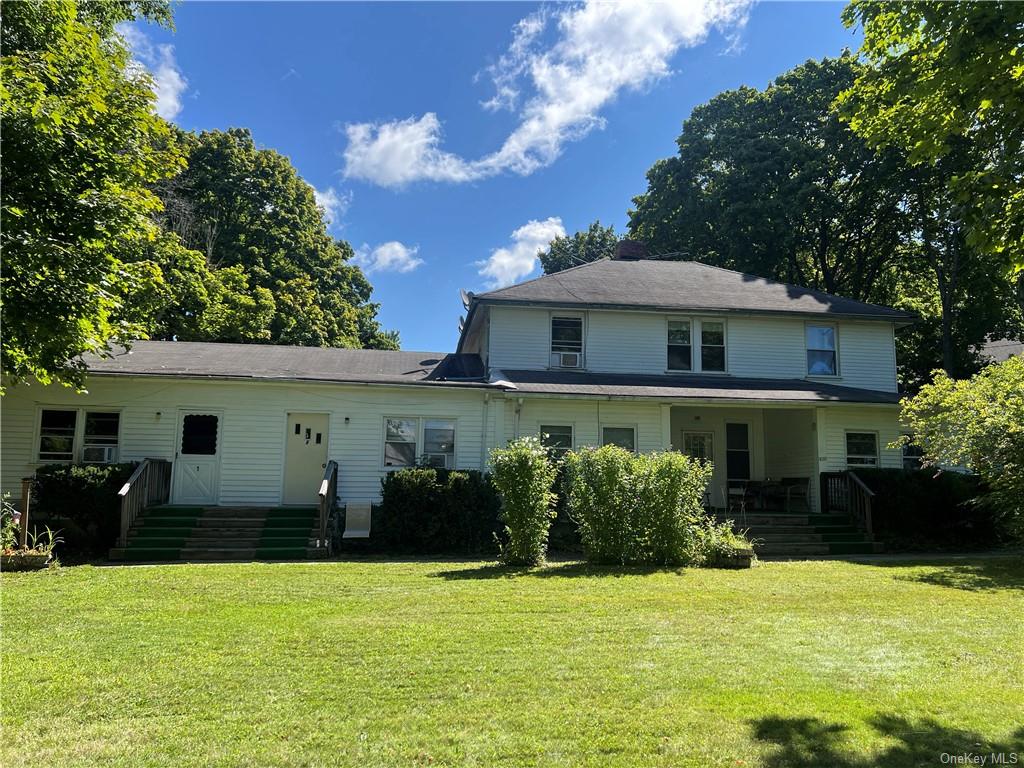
[564,446,716,566]
[490,437,557,566]
[855,468,1000,550]
[375,468,500,555]
[32,463,137,558]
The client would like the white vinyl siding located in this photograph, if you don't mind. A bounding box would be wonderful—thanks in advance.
[488,306,551,370]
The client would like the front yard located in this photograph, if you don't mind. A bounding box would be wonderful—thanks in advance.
[2,557,1022,767]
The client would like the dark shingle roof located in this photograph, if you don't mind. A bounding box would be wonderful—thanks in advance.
[85,341,488,387]
[476,259,913,321]
[498,369,900,404]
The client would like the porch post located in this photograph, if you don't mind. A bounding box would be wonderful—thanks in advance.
[660,404,672,451]
[814,407,829,514]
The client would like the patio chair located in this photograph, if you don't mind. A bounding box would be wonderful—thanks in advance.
[780,477,811,512]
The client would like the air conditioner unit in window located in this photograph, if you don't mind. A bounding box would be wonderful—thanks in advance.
[551,352,582,368]
[82,445,117,464]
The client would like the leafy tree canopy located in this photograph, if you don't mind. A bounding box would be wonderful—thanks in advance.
[838,1,1024,270]
[540,220,617,275]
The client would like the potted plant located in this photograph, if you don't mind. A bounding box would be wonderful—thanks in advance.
[1,495,62,571]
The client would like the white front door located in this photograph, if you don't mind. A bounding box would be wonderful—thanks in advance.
[283,413,329,505]
[171,411,222,505]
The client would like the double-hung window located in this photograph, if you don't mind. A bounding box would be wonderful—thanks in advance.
[540,425,573,458]
[845,432,878,467]
[550,315,584,368]
[806,324,838,376]
[383,417,456,469]
[37,409,120,463]
[667,320,692,371]
[700,321,726,372]
[601,426,637,452]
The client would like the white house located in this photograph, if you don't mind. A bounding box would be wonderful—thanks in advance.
[1,254,914,556]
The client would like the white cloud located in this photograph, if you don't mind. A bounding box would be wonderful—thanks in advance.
[343,0,750,187]
[118,24,189,121]
[355,241,424,274]
[313,186,352,229]
[478,217,565,289]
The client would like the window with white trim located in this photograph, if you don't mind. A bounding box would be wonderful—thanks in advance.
[550,315,584,368]
[38,409,120,463]
[601,426,636,452]
[383,417,456,469]
[540,425,573,457]
[845,432,878,467]
[38,410,77,462]
[700,320,726,372]
[667,320,692,371]
[82,412,121,463]
[807,324,838,376]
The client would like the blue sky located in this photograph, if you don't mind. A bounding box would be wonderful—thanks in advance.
[125,1,861,352]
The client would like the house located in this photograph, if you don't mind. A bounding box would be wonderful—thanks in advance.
[1,251,914,557]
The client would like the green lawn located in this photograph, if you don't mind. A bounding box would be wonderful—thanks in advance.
[3,557,1022,767]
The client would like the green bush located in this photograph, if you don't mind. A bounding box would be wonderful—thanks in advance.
[375,468,501,555]
[563,446,719,566]
[32,463,137,558]
[490,437,557,566]
[855,468,1000,550]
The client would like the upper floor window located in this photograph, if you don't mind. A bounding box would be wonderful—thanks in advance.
[667,320,692,371]
[38,409,120,463]
[807,324,837,376]
[701,321,726,372]
[550,315,584,368]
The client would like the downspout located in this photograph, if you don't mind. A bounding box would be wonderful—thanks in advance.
[480,393,490,468]
[513,398,523,440]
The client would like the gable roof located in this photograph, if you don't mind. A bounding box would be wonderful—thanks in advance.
[474,259,913,321]
[84,341,487,387]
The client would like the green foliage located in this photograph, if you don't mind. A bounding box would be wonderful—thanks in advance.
[539,220,617,275]
[839,1,1024,271]
[1,495,20,551]
[854,468,1000,551]
[32,462,138,557]
[563,446,723,566]
[899,357,1024,537]
[152,128,398,349]
[490,437,558,566]
[0,0,183,389]
[376,468,501,555]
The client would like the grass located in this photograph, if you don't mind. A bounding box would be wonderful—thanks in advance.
[2,556,1022,767]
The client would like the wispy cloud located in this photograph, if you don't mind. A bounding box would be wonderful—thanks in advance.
[478,217,565,289]
[313,186,352,230]
[355,241,424,274]
[343,0,751,188]
[118,24,189,121]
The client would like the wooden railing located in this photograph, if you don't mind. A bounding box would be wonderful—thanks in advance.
[819,470,875,535]
[118,459,172,547]
[318,460,339,550]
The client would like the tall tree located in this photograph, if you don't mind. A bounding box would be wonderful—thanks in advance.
[838,1,1024,271]
[539,221,618,275]
[153,129,397,349]
[1,0,182,388]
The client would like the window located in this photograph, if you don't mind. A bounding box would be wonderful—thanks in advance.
[384,418,418,468]
[422,419,456,468]
[602,426,636,452]
[550,315,584,367]
[181,414,219,455]
[807,324,837,376]
[667,320,692,371]
[82,412,120,463]
[902,442,924,471]
[38,410,77,462]
[540,425,573,457]
[845,432,878,467]
[682,431,713,462]
[701,321,726,372]
[725,423,750,480]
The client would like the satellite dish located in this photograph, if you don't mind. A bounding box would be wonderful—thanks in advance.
[458,316,465,333]
[459,288,473,310]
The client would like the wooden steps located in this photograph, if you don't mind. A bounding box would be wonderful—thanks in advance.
[714,509,883,558]
[109,506,328,562]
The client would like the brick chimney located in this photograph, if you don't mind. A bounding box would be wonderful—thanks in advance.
[612,239,647,260]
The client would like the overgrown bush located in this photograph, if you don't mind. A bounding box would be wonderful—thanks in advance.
[490,437,557,566]
[563,446,719,566]
[375,467,501,555]
[32,463,137,558]
[855,468,1000,550]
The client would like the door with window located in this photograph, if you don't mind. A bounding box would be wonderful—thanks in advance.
[172,411,222,505]
[283,413,329,505]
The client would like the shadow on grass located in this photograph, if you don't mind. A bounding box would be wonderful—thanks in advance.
[858,556,1024,593]
[431,561,684,580]
[752,714,1024,768]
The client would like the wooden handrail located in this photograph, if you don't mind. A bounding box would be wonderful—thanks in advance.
[118,459,172,547]
[819,470,874,536]
[318,460,339,550]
